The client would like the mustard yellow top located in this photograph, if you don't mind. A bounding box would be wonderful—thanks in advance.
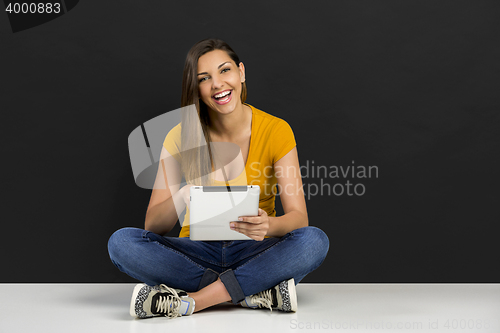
[163,104,296,237]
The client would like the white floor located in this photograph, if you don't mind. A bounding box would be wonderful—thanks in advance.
[1,284,499,333]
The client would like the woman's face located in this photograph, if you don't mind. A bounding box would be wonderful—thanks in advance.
[197,49,245,115]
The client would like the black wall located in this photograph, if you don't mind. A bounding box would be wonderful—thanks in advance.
[1,0,499,283]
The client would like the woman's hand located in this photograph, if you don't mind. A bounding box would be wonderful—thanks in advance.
[230,208,269,241]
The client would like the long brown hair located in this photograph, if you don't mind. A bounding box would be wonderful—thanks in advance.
[180,39,247,185]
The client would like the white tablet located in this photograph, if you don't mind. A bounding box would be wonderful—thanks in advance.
[189,185,260,241]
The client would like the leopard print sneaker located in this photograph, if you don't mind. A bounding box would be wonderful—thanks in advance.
[130,283,195,318]
[241,278,297,312]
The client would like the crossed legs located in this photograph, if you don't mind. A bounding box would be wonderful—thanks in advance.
[108,226,329,312]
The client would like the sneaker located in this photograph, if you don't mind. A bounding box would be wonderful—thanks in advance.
[241,278,297,312]
[130,283,195,319]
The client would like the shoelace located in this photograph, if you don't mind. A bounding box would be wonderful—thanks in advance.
[154,284,182,318]
[248,289,274,311]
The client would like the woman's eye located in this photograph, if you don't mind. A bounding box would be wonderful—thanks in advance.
[221,68,230,73]
[199,77,208,83]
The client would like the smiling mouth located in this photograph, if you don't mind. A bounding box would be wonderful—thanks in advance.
[212,90,232,105]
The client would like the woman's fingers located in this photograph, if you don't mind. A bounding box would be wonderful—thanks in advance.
[230,221,265,240]
[230,221,262,232]
[230,209,269,241]
[237,209,268,223]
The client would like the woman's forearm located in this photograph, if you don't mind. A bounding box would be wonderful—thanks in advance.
[145,186,189,235]
[266,210,309,238]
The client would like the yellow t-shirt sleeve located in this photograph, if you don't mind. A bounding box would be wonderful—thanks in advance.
[272,120,297,164]
[162,123,182,163]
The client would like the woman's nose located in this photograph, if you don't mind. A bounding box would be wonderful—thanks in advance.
[211,74,224,89]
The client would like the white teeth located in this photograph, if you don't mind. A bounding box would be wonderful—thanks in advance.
[214,90,231,98]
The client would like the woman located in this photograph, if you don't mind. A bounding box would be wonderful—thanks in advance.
[108,39,329,319]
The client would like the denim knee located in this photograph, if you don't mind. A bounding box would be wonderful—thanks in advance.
[107,227,142,266]
[291,226,330,270]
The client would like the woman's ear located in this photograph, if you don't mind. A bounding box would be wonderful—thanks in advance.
[239,62,246,83]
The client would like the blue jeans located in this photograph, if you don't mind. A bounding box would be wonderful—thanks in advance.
[107,226,329,304]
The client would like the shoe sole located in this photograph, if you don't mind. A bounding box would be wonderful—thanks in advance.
[287,278,298,312]
[130,283,147,317]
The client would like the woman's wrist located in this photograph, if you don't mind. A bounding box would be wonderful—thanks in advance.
[266,211,308,237]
